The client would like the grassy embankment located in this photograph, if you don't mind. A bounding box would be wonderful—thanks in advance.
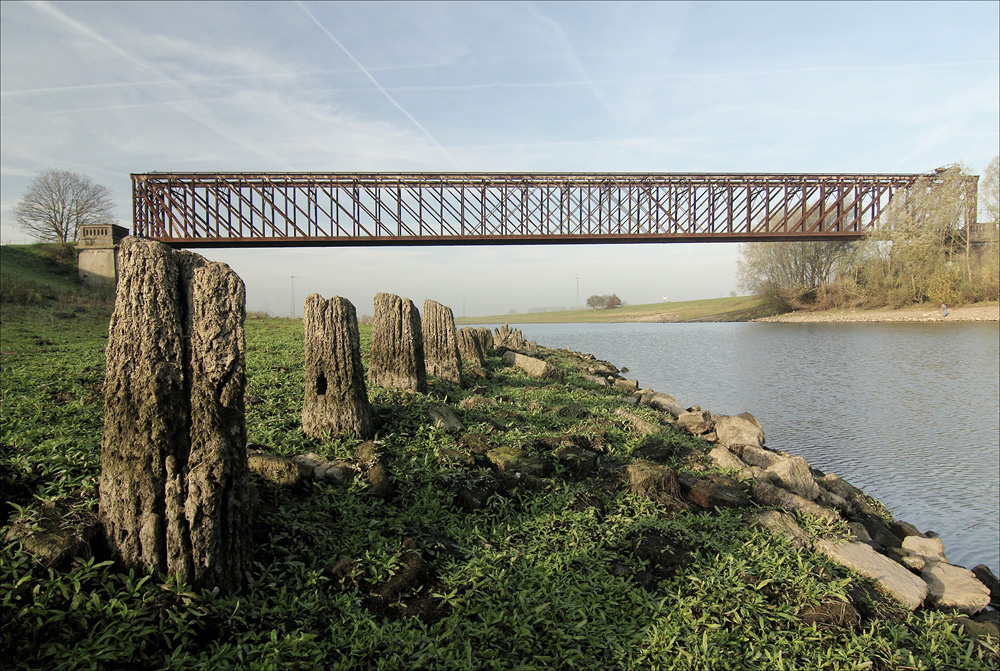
[1,244,996,670]
[456,296,776,325]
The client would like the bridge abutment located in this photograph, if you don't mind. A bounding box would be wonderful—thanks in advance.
[77,224,129,288]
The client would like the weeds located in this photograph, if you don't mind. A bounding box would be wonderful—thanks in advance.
[1,262,997,669]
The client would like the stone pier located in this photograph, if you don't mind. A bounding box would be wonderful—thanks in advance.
[77,224,129,287]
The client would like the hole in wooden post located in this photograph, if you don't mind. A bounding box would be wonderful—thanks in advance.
[316,374,328,396]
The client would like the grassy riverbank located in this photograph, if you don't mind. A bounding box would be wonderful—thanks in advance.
[456,296,775,325]
[1,246,997,669]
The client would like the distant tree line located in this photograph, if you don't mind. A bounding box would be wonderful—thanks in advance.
[738,159,1000,311]
[586,294,623,310]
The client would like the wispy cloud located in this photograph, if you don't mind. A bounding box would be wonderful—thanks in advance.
[523,5,616,120]
[26,0,294,169]
[295,1,461,170]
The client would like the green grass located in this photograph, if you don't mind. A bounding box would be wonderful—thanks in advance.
[0,251,996,670]
[456,296,777,325]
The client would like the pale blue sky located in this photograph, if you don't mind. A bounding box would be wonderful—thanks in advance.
[2,1,998,316]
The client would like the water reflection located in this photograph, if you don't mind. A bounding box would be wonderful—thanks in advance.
[509,321,1000,573]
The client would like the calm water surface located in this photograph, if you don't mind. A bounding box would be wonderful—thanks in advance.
[500,322,999,573]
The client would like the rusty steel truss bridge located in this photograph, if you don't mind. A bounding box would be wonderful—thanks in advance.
[132,172,926,248]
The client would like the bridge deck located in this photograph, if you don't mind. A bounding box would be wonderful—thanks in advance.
[132,172,921,247]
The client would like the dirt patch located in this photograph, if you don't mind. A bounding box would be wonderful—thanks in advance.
[757,302,998,323]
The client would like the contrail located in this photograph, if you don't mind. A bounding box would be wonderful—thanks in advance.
[26,0,293,169]
[296,1,461,170]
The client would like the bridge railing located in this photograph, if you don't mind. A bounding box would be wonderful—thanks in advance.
[132,172,921,247]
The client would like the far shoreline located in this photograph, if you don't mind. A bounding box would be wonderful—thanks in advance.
[756,302,999,324]
[458,298,999,325]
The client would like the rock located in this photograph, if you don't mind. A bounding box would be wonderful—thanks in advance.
[428,405,464,432]
[816,473,860,502]
[922,562,991,615]
[750,480,840,524]
[4,503,96,568]
[971,565,1000,607]
[643,392,686,418]
[615,409,661,437]
[954,615,1000,641]
[815,539,929,611]
[901,535,947,563]
[755,510,812,550]
[847,522,872,543]
[860,516,903,550]
[890,520,925,539]
[369,293,427,393]
[248,452,311,487]
[766,456,821,501]
[627,461,682,501]
[99,238,252,595]
[355,441,392,499]
[292,452,357,485]
[677,473,749,510]
[584,375,609,387]
[799,600,861,629]
[486,446,549,477]
[713,412,765,448]
[816,489,851,515]
[422,300,463,385]
[675,411,714,436]
[458,395,498,411]
[739,445,782,469]
[708,445,746,472]
[456,327,486,368]
[501,351,563,381]
[302,294,374,439]
[613,378,639,393]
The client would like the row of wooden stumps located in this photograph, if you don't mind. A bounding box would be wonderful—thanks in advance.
[98,238,510,595]
[303,292,493,440]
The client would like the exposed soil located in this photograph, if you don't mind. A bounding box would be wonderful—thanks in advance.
[756,302,999,323]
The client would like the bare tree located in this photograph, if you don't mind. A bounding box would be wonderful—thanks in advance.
[737,241,852,310]
[13,169,116,243]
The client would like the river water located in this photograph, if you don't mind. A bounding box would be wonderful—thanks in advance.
[490,321,1000,573]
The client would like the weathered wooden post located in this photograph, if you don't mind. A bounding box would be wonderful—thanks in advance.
[99,238,252,594]
[457,327,485,368]
[302,294,374,439]
[422,299,462,385]
[368,293,427,393]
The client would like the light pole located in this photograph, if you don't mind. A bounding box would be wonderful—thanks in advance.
[290,276,299,318]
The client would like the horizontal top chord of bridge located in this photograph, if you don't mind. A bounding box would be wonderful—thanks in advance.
[132,172,922,248]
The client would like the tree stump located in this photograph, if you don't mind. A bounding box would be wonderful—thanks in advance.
[494,323,524,350]
[475,327,494,352]
[302,294,374,439]
[368,293,427,392]
[422,300,462,384]
[457,327,485,367]
[100,237,252,595]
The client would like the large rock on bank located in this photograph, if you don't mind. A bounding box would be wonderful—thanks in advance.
[922,562,991,615]
[815,539,929,611]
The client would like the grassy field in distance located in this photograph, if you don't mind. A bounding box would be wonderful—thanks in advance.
[456,295,776,325]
